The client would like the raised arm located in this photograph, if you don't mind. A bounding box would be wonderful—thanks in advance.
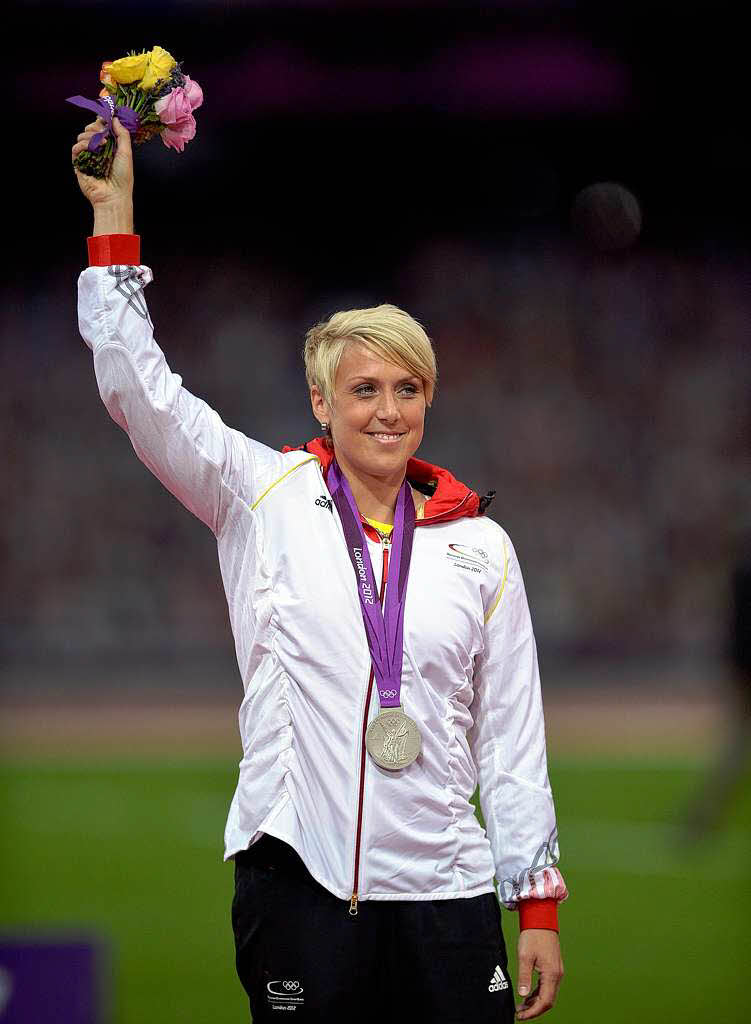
[72,117,283,534]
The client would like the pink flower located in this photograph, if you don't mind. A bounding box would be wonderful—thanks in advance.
[160,115,196,152]
[155,86,192,125]
[182,76,203,111]
[155,87,197,152]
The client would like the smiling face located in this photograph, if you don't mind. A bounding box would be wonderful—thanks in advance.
[310,341,427,486]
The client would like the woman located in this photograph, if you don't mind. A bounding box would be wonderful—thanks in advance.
[72,116,567,1023]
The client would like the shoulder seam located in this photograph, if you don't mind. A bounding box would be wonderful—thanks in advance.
[484,532,510,624]
[250,455,320,511]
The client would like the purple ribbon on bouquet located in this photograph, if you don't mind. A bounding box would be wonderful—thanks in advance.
[66,93,139,151]
[328,460,416,710]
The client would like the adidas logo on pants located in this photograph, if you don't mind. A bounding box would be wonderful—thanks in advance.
[488,965,509,992]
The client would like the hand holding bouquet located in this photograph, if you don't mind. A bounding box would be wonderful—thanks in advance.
[68,46,203,180]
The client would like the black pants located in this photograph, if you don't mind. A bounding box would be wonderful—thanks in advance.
[232,835,516,1023]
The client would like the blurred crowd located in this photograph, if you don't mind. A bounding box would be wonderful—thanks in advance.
[3,236,749,683]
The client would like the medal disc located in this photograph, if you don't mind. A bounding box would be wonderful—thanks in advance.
[365,706,422,770]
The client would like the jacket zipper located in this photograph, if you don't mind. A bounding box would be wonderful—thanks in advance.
[349,533,390,917]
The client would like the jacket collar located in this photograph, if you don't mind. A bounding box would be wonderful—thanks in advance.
[282,437,493,526]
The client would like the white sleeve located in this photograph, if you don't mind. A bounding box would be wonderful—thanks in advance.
[77,264,285,535]
[467,529,569,911]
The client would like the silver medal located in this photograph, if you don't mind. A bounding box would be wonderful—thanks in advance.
[365,706,422,770]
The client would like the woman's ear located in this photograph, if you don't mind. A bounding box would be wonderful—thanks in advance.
[310,385,330,426]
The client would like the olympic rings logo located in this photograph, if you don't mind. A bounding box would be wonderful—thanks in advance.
[267,978,304,999]
[380,689,397,699]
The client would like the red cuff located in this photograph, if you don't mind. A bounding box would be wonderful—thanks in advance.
[518,898,559,932]
[87,233,141,267]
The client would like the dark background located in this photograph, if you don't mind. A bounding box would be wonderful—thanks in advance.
[4,0,750,691]
[24,0,751,265]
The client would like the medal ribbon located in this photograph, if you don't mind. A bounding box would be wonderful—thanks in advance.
[328,460,416,709]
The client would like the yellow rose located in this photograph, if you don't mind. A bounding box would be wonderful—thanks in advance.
[140,45,177,91]
[108,52,149,85]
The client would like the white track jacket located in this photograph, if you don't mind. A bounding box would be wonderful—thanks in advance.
[77,260,568,929]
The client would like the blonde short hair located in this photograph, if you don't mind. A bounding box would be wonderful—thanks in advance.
[304,303,437,407]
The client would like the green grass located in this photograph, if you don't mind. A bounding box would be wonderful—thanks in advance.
[1,756,749,1023]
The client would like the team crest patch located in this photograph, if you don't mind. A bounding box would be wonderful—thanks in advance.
[446,543,490,574]
[265,970,305,1011]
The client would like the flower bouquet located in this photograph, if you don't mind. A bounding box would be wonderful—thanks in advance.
[67,46,203,178]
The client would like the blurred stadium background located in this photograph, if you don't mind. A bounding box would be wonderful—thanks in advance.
[3,0,750,1021]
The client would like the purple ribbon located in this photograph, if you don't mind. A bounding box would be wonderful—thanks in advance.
[328,460,416,709]
[66,94,139,151]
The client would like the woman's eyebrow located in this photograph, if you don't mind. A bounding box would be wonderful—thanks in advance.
[346,374,421,384]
